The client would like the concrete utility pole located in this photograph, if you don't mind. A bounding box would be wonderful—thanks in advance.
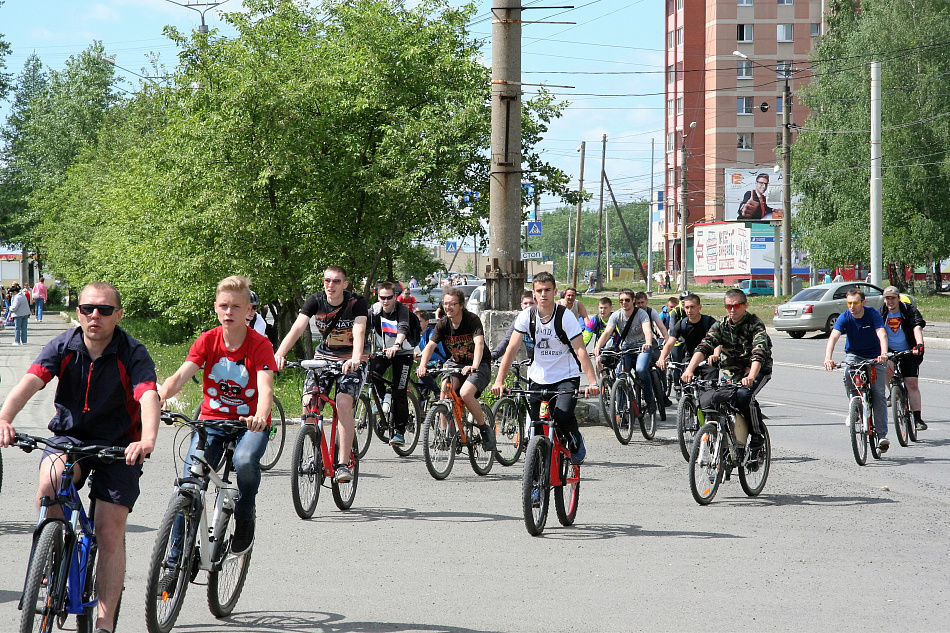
[782,72,793,295]
[570,142,586,288]
[594,134,607,291]
[870,61,883,287]
[647,138,654,293]
[679,122,695,292]
[487,0,524,310]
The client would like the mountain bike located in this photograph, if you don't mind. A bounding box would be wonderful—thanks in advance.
[12,434,127,633]
[888,350,916,446]
[506,388,582,536]
[596,352,618,423]
[602,348,660,443]
[833,358,883,465]
[285,359,361,516]
[490,359,532,466]
[688,380,771,505]
[145,412,253,633]
[365,355,423,457]
[421,366,495,480]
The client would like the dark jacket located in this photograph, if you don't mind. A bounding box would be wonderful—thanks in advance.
[889,300,926,351]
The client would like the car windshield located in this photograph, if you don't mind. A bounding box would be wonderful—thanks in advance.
[790,288,827,302]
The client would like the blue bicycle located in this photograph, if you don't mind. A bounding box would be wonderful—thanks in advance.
[12,434,127,633]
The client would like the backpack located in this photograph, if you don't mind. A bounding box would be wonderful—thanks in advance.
[528,304,581,370]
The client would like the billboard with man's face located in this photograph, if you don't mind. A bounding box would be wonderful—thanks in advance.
[726,167,784,222]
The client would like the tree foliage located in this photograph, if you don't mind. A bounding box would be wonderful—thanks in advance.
[0,0,12,100]
[793,0,950,289]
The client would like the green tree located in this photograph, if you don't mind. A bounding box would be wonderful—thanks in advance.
[0,0,12,99]
[793,0,950,291]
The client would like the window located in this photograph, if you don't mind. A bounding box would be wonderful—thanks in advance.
[667,132,675,153]
[667,64,676,84]
[738,97,753,115]
[667,0,674,15]
[777,0,793,4]
[737,24,753,42]
[738,0,752,5]
[667,31,674,49]
[737,133,753,150]
[777,60,792,79]
[811,23,821,36]
[737,60,753,79]
[777,24,793,42]
[667,99,675,117]
[676,97,683,114]
[776,132,783,148]
[676,27,684,46]
[676,0,683,10]
[776,96,783,114]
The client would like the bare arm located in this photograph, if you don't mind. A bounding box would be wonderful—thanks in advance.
[158,360,202,405]
[275,313,312,370]
[467,334,485,374]
[126,390,160,464]
[491,332,524,395]
[343,316,368,373]
[641,320,653,350]
[572,335,600,397]
[823,329,842,370]
[240,370,274,433]
[416,341,437,376]
[875,327,889,363]
[0,374,46,446]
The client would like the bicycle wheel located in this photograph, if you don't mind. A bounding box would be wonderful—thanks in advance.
[331,444,359,510]
[677,395,699,462]
[849,397,867,466]
[689,422,723,505]
[422,402,456,480]
[651,368,667,421]
[145,495,194,633]
[598,369,614,422]
[608,379,634,445]
[468,403,495,476]
[354,393,374,458]
[554,454,580,527]
[870,431,882,460]
[892,384,909,447]
[207,509,252,617]
[522,435,551,536]
[20,522,63,633]
[906,389,918,442]
[392,390,422,457]
[290,424,323,518]
[491,396,526,466]
[739,424,771,497]
[259,398,286,470]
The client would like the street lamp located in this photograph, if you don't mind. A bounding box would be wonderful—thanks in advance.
[165,0,231,34]
[679,120,696,293]
[734,50,793,296]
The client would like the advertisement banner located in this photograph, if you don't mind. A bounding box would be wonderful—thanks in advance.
[725,167,784,222]
[694,223,751,276]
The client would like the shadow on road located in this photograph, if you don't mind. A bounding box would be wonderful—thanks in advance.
[175,610,495,633]
[0,589,22,605]
[299,506,515,524]
[0,520,35,537]
[537,523,742,541]
[729,493,897,507]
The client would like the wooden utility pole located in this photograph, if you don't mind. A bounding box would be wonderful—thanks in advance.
[487,0,524,310]
[570,141,585,288]
[594,134,607,290]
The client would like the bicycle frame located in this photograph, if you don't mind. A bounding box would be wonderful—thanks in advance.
[532,402,574,489]
[430,369,474,444]
[845,363,876,439]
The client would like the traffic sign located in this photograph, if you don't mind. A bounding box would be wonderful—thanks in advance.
[521,250,543,260]
[446,241,458,253]
[527,221,542,236]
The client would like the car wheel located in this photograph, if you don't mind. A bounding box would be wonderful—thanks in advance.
[824,314,839,336]
[788,331,805,339]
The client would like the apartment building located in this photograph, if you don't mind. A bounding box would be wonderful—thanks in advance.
[663,0,824,278]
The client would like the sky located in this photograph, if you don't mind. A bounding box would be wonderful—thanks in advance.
[0,0,666,217]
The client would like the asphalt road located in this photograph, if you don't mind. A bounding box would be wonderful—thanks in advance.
[1,318,948,632]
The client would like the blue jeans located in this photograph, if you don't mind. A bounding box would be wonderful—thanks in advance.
[34,298,44,321]
[168,424,268,564]
[635,350,658,409]
[14,315,28,344]
[844,353,888,437]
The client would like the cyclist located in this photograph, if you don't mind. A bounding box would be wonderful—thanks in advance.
[0,282,160,633]
[822,287,890,451]
[491,272,600,463]
[660,295,686,329]
[159,275,275,556]
[582,296,616,348]
[657,293,720,387]
[681,288,772,452]
[558,286,589,325]
[635,291,672,408]
[247,290,267,336]
[416,287,495,451]
[396,285,417,310]
[370,282,416,446]
[415,309,449,398]
[490,290,536,361]
[275,265,368,482]
[593,288,655,410]
[881,286,927,431]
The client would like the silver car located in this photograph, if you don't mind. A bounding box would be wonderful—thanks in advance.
[411,287,443,314]
[772,282,914,338]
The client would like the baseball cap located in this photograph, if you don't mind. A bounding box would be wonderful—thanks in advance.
[249,290,260,306]
[882,286,900,297]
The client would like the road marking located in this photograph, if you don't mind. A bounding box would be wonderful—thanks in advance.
[773,361,950,385]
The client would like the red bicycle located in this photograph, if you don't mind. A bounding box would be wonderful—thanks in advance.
[506,388,582,536]
[285,360,363,517]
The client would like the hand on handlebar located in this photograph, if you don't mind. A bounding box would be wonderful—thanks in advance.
[582,384,600,398]
[490,381,505,397]
[823,359,836,371]
[239,414,269,433]
[0,420,16,448]
[416,364,428,378]
[123,439,154,465]
[681,368,694,383]
[656,357,666,371]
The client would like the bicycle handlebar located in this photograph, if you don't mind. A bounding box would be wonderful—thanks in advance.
[504,388,583,399]
[11,433,128,463]
[160,411,247,434]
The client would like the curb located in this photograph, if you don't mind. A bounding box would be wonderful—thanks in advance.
[765,325,950,350]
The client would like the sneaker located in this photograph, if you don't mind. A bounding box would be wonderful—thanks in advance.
[878,438,890,454]
[231,518,254,555]
[156,567,180,599]
[334,464,354,483]
[479,424,496,451]
[647,403,657,415]
[915,421,927,431]
[570,433,587,465]
[748,433,764,451]
[663,397,674,408]
[390,432,405,447]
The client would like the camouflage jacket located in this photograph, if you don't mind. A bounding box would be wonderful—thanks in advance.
[695,312,772,379]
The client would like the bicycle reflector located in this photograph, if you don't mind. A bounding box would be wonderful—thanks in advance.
[853,371,865,388]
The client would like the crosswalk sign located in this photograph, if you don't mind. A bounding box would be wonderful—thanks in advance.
[527,221,542,236]
[446,241,458,253]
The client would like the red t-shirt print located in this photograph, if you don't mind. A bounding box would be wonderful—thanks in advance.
[887,315,903,333]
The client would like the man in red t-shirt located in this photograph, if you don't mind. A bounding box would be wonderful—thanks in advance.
[160,275,275,556]
[396,286,417,310]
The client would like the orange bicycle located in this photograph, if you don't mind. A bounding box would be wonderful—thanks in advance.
[421,366,495,480]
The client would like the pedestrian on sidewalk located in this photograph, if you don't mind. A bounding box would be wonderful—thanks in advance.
[10,286,31,345]
[32,279,48,322]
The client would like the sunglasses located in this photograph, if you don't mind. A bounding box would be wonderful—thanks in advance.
[324,278,344,285]
[78,304,117,316]
[379,295,395,300]
[846,301,863,306]
[724,303,745,310]
[619,298,633,303]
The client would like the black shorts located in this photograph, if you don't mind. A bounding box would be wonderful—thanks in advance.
[303,361,367,400]
[443,361,492,396]
[892,353,922,379]
[42,436,143,511]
